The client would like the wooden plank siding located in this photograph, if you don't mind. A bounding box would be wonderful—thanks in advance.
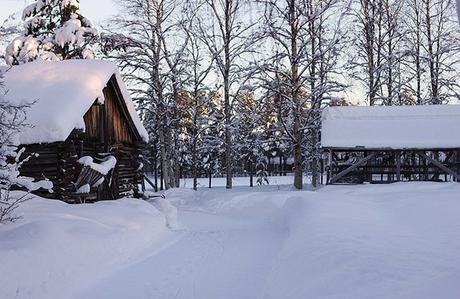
[104,83,135,144]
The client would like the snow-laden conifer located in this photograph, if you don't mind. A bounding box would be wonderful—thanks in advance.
[5,0,98,65]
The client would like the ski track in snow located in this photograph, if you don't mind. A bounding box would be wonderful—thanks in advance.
[72,183,460,299]
[75,191,292,299]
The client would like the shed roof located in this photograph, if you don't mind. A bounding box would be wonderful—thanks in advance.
[321,105,460,149]
[3,60,148,145]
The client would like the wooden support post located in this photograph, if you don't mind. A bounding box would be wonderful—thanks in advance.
[417,152,460,182]
[326,150,333,185]
[320,158,324,185]
[329,152,377,185]
[396,151,401,182]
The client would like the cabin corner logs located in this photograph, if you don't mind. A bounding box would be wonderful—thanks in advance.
[20,75,146,203]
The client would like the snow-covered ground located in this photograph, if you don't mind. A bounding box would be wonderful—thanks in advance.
[179,174,301,188]
[2,182,460,299]
[0,194,175,299]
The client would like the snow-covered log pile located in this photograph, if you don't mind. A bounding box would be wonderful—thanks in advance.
[322,105,460,149]
[76,156,117,194]
[78,156,117,176]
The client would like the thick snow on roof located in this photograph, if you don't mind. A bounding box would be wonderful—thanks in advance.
[4,60,148,144]
[321,105,460,149]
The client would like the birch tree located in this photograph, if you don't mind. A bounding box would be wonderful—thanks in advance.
[102,0,187,190]
[259,0,346,189]
[404,0,422,104]
[179,2,215,190]
[419,0,460,104]
[348,0,386,106]
[197,0,256,189]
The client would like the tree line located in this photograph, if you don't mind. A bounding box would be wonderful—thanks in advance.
[2,0,460,191]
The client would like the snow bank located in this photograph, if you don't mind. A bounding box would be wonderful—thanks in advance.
[0,193,172,299]
[321,105,460,149]
[264,182,460,299]
[4,60,148,144]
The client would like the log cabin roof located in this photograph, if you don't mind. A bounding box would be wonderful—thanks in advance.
[321,105,460,150]
[3,60,148,144]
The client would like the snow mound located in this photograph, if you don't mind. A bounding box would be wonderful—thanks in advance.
[0,193,172,299]
[149,196,179,230]
[3,60,148,144]
[322,105,460,149]
[264,182,460,299]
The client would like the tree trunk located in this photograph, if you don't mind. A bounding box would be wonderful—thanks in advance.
[158,125,170,190]
[224,1,233,189]
[249,160,254,187]
[153,155,158,192]
[290,0,303,190]
[293,139,303,189]
[160,158,164,191]
[192,143,198,190]
[208,168,212,188]
[312,157,318,188]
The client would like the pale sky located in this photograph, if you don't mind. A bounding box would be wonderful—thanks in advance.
[1,0,118,26]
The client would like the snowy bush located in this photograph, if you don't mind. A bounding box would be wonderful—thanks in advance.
[0,70,52,223]
[5,0,98,65]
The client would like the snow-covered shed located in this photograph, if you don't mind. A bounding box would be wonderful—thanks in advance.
[4,60,149,202]
[321,105,460,184]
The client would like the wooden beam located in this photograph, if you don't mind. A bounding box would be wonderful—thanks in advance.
[329,152,377,184]
[396,151,401,181]
[144,174,157,190]
[417,152,460,182]
[326,149,333,184]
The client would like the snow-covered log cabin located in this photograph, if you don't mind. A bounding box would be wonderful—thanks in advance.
[321,105,460,184]
[4,60,149,202]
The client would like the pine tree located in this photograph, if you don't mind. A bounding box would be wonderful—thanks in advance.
[5,0,98,65]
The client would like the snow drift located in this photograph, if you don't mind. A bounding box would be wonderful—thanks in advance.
[0,194,172,299]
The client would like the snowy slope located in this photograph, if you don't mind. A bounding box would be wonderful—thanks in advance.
[0,194,173,299]
[3,60,148,144]
[322,105,460,149]
[2,183,460,299]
